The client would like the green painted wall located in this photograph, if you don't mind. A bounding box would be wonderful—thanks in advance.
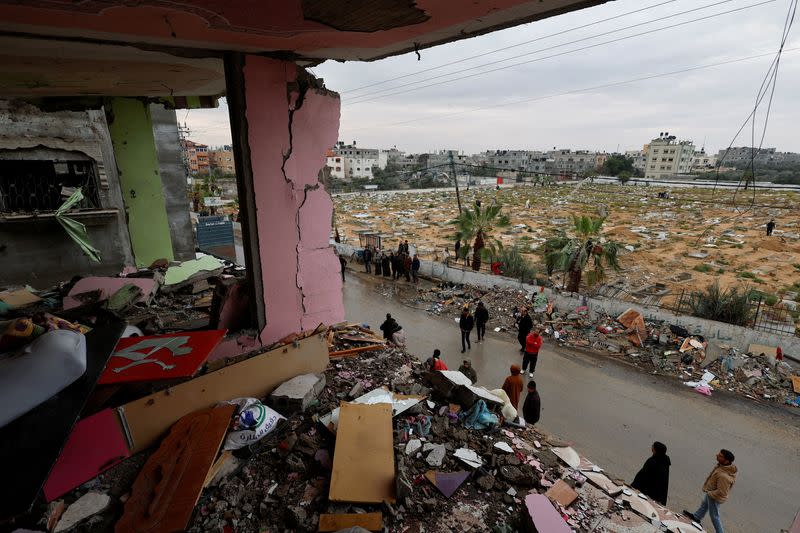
[108,97,174,266]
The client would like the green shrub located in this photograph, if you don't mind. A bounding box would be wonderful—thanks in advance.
[496,244,536,281]
[688,282,755,327]
[693,264,712,273]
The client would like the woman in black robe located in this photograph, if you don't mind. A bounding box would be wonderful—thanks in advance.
[632,441,671,505]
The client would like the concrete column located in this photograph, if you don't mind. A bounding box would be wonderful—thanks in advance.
[225,55,344,345]
[107,97,174,266]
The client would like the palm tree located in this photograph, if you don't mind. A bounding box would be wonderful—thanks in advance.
[449,204,510,271]
[543,215,621,293]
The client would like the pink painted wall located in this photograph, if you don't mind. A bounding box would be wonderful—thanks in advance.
[243,56,345,344]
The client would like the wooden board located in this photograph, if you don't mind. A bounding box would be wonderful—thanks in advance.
[44,409,130,501]
[0,288,41,309]
[0,321,124,520]
[116,405,234,533]
[98,330,226,385]
[791,375,800,394]
[318,512,382,531]
[545,479,578,508]
[329,403,395,504]
[118,334,328,453]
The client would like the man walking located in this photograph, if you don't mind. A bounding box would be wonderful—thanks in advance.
[411,254,421,283]
[339,254,347,283]
[523,328,542,377]
[522,380,540,426]
[683,450,737,533]
[516,307,533,352]
[459,306,474,353]
[766,219,776,236]
[475,301,489,342]
[363,246,372,274]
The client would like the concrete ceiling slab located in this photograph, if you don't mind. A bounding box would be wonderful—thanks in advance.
[0,37,224,97]
[0,0,609,62]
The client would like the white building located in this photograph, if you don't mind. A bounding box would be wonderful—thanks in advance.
[644,133,695,180]
[691,150,717,171]
[327,141,388,180]
[625,149,647,172]
[545,149,598,175]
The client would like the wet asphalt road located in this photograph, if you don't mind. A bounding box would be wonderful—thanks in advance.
[342,270,800,533]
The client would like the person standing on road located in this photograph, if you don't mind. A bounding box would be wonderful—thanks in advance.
[363,246,373,274]
[381,252,391,278]
[502,364,523,411]
[766,219,776,236]
[403,253,412,282]
[427,349,448,371]
[379,313,399,340]
[632,441,671,505]
[475,301,489,342]
[522,380,540,426]
[523,328,543,377]
[683,450,737,533]
[517,307,533,352]
[339,254,347,283]
[411,254,421,283]
[459,306,474,353]
[388,252,397,279]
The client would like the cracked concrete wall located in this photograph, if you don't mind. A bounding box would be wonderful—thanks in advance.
[244,56,344,344]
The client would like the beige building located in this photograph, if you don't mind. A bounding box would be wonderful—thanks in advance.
[209,146,235,174]
[644,134,695,180]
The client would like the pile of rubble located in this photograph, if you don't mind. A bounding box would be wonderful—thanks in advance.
[402,283,800,408]
[5,319,706,533]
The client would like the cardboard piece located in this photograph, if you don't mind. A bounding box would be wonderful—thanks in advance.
[318,512,383,532]
[116,405,235,533]
[0,321,124,520]
[44,409,130,501]
[63,277,158,310]
[617,308,646,347]
[0,288,41,309]
[98,329,226,385]
[748,343,778,358]
[545,479,578,508]
[118,334,328,453]
[329,403,395,504]
[424,470,471,498]
[791,375,800,394]
[319,387,425,432]
[523,493,571,533]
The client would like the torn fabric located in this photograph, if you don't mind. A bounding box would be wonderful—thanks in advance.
[55,189,101,263]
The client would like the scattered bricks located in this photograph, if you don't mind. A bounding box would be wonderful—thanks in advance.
[270,373,326,414]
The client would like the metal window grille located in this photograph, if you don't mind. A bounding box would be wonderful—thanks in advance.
[0,159,101,213]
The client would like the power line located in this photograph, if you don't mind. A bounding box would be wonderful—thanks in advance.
[342,0,679,94]
[344,0,772,105]
[345,47,800,131]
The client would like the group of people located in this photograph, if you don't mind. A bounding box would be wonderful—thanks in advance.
[363,241,421,283]
[458,302,490,353]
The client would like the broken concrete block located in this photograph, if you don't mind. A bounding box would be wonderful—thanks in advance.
[270,373,326,414]
[405,439,422,455]
[54,492,110,532]
[425,444,446,467]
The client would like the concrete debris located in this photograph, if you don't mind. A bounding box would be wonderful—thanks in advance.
[269,373,326,414]
[53,492,110,532]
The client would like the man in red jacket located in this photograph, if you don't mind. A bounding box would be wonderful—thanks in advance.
[523,329,543,378]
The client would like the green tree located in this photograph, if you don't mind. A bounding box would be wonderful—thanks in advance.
[543,215,621,292]
[449,204,510,271]
[497,244,536,281]
[617,170,632,184]
[602,155,635,176]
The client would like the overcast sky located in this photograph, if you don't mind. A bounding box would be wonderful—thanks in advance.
[186,0,799,155]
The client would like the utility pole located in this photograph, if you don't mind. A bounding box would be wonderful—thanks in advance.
[449,150,462,213]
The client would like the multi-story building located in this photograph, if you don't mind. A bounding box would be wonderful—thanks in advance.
[715,146,800,165]
[644,134,695,180]
[208,146,235,174]
[485,150,547,173]
[545,149,599,175]
[690,150,717,171]
[328,140,387,180]
[625,149,647,172]
[181,139,210,175]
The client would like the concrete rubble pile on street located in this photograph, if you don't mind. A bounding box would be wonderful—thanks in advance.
[402,282,800,408]
[0,285,707,533]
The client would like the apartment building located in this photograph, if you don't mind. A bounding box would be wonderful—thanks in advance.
[546,149,598,175]
[208,146,235,174]
[181,139,210,175]
[644,134,695,180]
[329,140,387,180]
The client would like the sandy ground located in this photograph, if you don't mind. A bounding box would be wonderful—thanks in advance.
[342,271,800,533]
[334,182,800,308]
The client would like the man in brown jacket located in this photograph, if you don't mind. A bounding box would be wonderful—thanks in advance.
[683,449,737,533]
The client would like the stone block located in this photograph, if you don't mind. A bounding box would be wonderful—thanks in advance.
[270,373,326,414]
